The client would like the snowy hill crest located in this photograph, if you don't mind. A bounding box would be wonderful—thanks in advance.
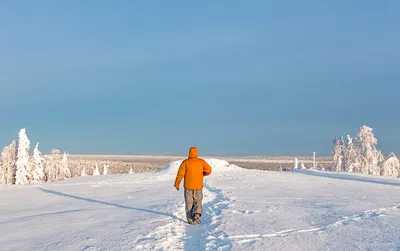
[156,158,235,176]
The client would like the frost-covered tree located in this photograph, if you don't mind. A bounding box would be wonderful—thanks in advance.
[344,135,363,173]
[332,125,386,176]
[60,152,71,179]
[0,151,5,184]
[0,155,3,183]
[356,125,384,175]
[1,141,18,184]
[312,152,317,170]
[293,158,298,169]
[45,151,62,182]
[380,153,399,177]
[301,162,307,169]
[331,137,345,171]
[5,141,17,184]
[0,169,3,184]
[45,151,71,181]
[103,164,108,175]
[93,163,100,176]
[15,129,32,185]
[31,143,46,183]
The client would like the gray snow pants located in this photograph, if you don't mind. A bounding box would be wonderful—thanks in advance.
[184,189,203,221]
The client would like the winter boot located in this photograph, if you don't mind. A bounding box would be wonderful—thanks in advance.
[194,213,201,224]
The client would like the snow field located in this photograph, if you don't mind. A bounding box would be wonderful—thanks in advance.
[0,158,399,250]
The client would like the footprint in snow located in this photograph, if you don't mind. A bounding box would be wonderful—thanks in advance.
[82,246,97,251]
[240,210,255,215]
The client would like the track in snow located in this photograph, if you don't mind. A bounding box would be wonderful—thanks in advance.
[133,181,232,251]
[227,203,400,244]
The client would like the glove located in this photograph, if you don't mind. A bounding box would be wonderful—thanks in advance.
[175,186,179,191]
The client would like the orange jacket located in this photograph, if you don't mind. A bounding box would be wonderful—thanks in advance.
[174,147,212,190]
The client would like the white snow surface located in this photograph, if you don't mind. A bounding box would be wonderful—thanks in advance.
[1,158,400,251]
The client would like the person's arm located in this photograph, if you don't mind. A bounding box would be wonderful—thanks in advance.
[203,160,212,176]
[174,161,186,189]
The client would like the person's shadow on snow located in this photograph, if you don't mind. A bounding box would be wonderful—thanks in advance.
[39,188,186,223]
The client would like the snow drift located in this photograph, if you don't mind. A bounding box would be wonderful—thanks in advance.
[156,158,235,176]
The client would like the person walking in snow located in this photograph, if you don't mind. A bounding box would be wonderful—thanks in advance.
[174,147,212,224]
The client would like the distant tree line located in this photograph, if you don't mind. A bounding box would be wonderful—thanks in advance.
[0,128,156,185]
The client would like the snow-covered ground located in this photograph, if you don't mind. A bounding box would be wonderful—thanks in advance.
[1,159,400,251]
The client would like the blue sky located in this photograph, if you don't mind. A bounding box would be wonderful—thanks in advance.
[1,1,399,156]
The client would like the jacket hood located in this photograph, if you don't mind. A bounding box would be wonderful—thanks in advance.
[188,147,198,159]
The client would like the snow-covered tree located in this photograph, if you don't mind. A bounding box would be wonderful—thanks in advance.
[129,168,134,174]
[0,151,5,184]
[15,129,32,185]
[31,143,46,183]
[103,164,108,175]
[312,152,317,170]
[293,158,298,169]
[81,167,86,176]
[0,165,3,184]
[332,137,345,171]
[44,151,70,182]
[45,151,62,182]
[93,163,100,176]
[1,141,18,184]
[380,153,399,177]
[60,152,71,179]
[356,125,384,175]
[5,141,17,184]
[301,162,306,169]
[331,125,387,176]
[344,135,363,172]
